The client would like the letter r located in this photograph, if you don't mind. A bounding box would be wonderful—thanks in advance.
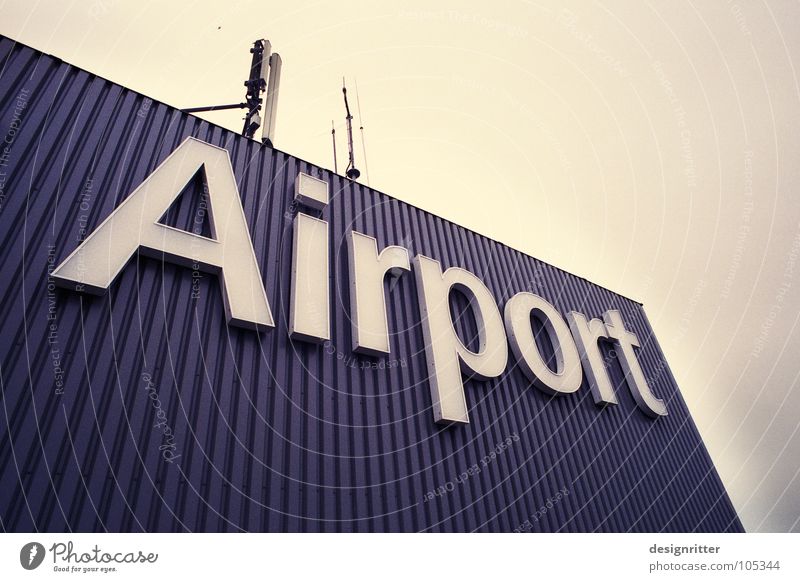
[347,231,410,355]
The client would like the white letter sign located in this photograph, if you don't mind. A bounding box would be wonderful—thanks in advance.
[413,255,508,424]
[52,137,273,330]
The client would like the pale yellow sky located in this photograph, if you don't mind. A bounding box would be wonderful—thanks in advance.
[2,0,799,531]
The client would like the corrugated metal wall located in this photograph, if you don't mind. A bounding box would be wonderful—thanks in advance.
[0,36,743,532]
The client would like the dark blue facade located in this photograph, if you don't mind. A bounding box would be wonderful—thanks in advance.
[0,36,743,532]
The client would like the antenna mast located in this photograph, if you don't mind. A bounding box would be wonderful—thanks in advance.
[354,79,370,186]
[331,120,338,174]
[181,39,281,145]
[342,78,360,180]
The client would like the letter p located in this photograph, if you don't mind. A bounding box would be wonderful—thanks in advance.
[413,255,507,424]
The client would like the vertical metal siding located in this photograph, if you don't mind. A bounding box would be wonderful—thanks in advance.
[0,36,742,532]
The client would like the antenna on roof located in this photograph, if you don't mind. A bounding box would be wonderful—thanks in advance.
[342,78,360,180]
[260,44,282,147]
[354,79,370,186]
[181,39,282,146]
[331,120,338,174]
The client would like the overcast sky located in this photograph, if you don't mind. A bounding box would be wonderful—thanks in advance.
[2,0,799,532]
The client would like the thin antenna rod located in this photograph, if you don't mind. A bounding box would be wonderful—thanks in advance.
[331,120,338,174]
[354,79,370,186]
[342,77,360,180]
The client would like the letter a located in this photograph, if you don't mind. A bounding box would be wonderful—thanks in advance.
[52,137,273,330]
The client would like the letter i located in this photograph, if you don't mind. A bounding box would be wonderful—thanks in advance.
[289,172,330,342]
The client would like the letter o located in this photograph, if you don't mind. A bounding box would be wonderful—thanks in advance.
[504,292,582,395]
